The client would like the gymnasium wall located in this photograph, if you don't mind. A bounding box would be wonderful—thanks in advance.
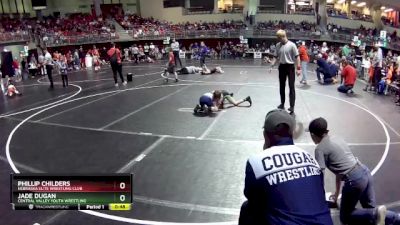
[0,0,34,16]
[0,44,25,60]
[139,0,243,23]
[259,0,285,12]
[41,0,92,16]
[0,0,138,17]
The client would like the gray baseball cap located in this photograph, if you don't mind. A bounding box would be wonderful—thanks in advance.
[263,109,295,134]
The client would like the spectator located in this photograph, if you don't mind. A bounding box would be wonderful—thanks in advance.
[131,44,139,64]
[321,42,329,54]
[79,46,85,69]
[372,44,384,92]
[199,41,209,67]
[338,59,357,94]
[28,54,38,78]
[342,44,351,58]
[57,55,68,87]
[298,41,309,84]
[44,49,54,89]
[12,57,21,82]
[215,42,222,59]
[123,47,129,62]
[353,46,365,77]
[222,42,229,59]
[73,49,80,70]
[92,45,101,71]
[107,43,126,87]
[38,51,46,76]
[239,109,333,225]
[144,43,149,56]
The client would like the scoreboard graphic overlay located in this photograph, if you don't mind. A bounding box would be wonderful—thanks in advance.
[11,174,132,210]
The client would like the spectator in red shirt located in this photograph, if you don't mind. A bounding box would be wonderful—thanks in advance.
[107,43,126,87]
[298,41,309,84]
[12,58,21,81]
[338,59,357,94]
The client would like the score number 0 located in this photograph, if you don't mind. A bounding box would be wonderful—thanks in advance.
[119,182,126,202]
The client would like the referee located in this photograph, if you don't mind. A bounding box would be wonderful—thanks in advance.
[271,30,301,114]
[171,39,182,68]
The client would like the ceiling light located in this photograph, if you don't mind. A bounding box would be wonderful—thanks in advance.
[338,0,345,3]
[351,1,357,5]
[327,0,334,3]
[381,6,386,10]
[357,2,366,7]
[296,2,309,5]
[384,8,393,12]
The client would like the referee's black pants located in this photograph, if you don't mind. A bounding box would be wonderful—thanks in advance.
[279,64,296,108]
[173,51,182,68]
[46,65,54,88]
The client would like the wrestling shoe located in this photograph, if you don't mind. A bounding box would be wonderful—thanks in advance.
[115,83,119,87]
[375,205,387,225]
[288,107,294,114]
[194,104,201,113]
[203,105,209,114]
[229,92,234,97]
[123,81,127,86]
[277,104,284,110]
[245,96,252,106]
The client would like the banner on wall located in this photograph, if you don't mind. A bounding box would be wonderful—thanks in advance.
[254,52,262,59]
[380,30,387,39]
[239,35,248,44]
[163,36,170,45]
[24,45,29,56]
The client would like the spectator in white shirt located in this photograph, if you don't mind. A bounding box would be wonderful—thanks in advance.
[372,44,383,91]
[44,49,54,89]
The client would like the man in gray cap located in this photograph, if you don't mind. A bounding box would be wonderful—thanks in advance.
[239,109,333,225]
[308,117,400,225]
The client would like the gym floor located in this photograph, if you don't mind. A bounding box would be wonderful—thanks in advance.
[0,59,399,225]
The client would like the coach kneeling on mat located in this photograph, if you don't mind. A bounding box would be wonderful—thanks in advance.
[239,109,333,225]
[308,117,400,225]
